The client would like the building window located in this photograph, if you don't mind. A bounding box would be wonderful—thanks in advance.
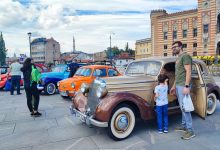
[182,44,187,48]
[173,31,177,39]
[164,32,168,40]
[203,24,209,33]
[193,51,197,56]
[193,28,197,37]
[193,43,197,48]
[164,45,167,50]
[164,53,167,57]
[182,29,187,38]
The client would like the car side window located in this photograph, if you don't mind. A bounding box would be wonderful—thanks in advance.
[93,68,107,77]
[108,69,118,77]
[192,64,199,76]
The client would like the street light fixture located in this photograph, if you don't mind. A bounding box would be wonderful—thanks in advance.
[27,32,32,57]
[109,32,115,65]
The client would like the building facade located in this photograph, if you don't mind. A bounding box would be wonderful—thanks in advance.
[151,0,220,57]
[31,38,61,64]
[135,38,152,59]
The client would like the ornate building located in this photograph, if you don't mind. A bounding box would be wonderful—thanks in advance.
[151,0,220,57]
[135,38,152,59]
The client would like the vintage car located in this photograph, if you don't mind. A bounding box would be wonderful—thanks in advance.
[58,65,121,98]
[70,56,220,140]
[0,66,23,90]
[39,63,86,95]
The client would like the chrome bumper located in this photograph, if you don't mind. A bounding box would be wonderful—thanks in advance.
[69,105,108,128]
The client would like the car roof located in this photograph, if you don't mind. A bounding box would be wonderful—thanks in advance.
[135,56,203,64]
[81,65,114,69]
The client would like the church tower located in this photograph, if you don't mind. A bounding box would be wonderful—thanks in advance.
[73,35,76,53]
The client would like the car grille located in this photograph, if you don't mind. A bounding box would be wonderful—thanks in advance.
[87,80,101,114]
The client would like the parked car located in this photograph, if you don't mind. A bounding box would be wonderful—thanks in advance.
[0,66,24,90]
[58,65,121,98]
[39,63,86,95]
[70,56,220,140]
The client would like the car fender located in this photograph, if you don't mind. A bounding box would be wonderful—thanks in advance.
[206,83,220,100]
[95,92,154,122]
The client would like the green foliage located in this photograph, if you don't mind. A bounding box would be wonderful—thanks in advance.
[0,32,7,66]
[105,42,135,59]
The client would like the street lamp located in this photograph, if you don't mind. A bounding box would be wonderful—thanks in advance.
[109,32,115,65]
[27,32,32,57]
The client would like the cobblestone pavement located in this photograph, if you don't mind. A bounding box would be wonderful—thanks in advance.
[0,83,220,150]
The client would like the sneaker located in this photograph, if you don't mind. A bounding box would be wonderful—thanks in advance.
[158,130,163,134]
[175,126,187,132]
[164,130,168,133]
[30,112,34,116]
[33,112,42,117]
[181,131,195,140]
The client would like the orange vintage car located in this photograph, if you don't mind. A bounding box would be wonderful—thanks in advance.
[57,65,121,98]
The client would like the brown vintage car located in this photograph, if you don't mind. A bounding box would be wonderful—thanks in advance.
[70,56,220,140]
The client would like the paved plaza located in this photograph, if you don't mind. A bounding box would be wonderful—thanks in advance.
[0,81,220,150]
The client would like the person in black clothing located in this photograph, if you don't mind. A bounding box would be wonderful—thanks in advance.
[68,59,79,78]
[21,58,41,117]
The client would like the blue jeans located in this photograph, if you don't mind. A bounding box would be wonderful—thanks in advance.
[10,75,21,95]
[156,104,168,131]
[176,86,193,131]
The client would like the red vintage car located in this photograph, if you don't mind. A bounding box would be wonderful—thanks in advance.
[0,64,49,90]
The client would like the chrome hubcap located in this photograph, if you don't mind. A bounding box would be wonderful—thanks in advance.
[208,97,214,110]
[47,84,55,94]
[115,113,129,132]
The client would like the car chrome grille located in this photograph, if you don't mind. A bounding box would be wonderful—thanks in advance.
[87,80,100,114]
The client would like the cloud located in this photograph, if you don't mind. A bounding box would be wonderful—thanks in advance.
[1,0,197,56]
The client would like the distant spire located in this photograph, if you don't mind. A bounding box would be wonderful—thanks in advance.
[73,35,75,52]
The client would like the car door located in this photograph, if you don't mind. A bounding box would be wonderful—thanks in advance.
[190,63,207,119]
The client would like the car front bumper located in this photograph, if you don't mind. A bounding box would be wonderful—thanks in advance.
[69,105,108,128]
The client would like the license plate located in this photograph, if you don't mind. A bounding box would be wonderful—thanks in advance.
[60,91,68,96]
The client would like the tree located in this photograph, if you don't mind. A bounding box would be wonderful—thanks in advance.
[124,42,135,56]
[125,42,129,52]
[0,32,7,66]
[106,46,120,58]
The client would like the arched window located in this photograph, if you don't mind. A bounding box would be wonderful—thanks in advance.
[218,14,220,33]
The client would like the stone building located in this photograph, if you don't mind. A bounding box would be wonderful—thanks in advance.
[31,37,60,64]
[151,0,220,57]
[135,38,152,59]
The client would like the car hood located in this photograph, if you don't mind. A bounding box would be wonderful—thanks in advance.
[59,76,89,84]
[41,72,64,79]
[103,75,156,93]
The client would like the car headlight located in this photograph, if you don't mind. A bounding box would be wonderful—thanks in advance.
[81,83,89,94]
[57,81,60,87]
[96,86,108,98]
[40,78,45,85]
[71,82,75,88]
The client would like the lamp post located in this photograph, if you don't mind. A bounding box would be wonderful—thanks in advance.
[109,32,115,65]
[27,32,32,57]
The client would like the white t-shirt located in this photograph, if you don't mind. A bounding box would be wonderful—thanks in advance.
[154,84,168,106]
[10,62,22,76]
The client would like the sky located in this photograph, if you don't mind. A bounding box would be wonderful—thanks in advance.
[0,0,197,57]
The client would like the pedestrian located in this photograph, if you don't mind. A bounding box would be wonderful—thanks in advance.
[68,59,79,78]
[21,58,42,117]
[8,59,22,95]
[154,74,169,134]
[170,41,195,140]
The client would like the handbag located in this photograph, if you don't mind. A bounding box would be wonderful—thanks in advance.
[182,94,194,112]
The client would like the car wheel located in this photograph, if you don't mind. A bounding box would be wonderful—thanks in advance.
[107,104,135,141]
[45,83,56,95]
[207,93,217,115]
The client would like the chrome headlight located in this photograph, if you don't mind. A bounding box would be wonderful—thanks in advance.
[57,81,60,87]
[71,82,75,88]
[96,86,108,98]
[81,83,89,94]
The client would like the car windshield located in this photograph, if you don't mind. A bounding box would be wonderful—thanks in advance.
[75,68,92,77]
[125,61,161,76]
[52,66,66,72]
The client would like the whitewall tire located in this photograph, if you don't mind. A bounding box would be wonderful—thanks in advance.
[107,104,135,141]
[207,93,217,115]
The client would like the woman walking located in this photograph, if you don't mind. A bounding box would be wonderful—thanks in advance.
[21,58,42,117]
